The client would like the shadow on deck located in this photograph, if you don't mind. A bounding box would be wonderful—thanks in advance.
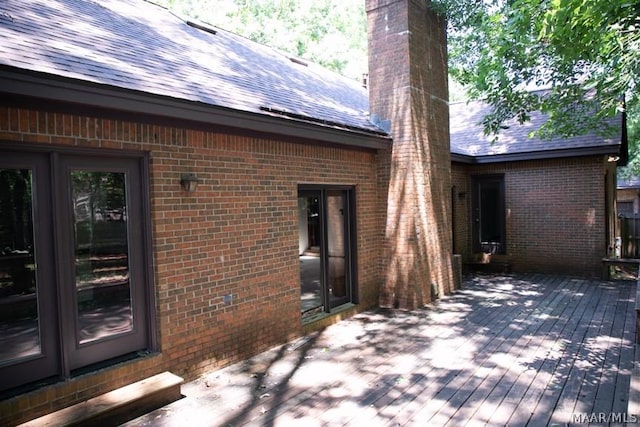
[125,273,637,426]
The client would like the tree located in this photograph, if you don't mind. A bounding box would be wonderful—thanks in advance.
[155,0,637,164]
[154,0,368,81]
[621,110,640,178]
[432,0,640,142]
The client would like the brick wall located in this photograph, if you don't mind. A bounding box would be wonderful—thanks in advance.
[451,164,471,259]
[0,105,383,424]
[453,157,608,277]
[366,0,453,309]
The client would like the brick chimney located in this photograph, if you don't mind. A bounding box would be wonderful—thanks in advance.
[367,0,454,309]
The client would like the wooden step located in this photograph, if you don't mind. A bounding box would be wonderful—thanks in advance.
[628,361,640,420]
[19,371,183,427]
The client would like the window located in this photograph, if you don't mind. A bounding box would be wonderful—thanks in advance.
[472,175,506,254]
[298,186,356,320]
[618,201,634,216]
[0,148,155,394]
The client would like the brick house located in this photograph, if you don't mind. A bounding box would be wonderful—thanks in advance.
[450,98,627,277]
[0,0,453,423]
[0,0,626,423]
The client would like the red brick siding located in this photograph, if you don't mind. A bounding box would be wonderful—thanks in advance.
[0,106,383,424]
[367,0,453,308]
[453,157,607,277]
[451,164,471,259]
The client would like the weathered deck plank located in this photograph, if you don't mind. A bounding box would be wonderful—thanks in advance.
[394,276,561,426]
[507,278,604,426]
[124,274,637,427]
[483,278,594,426]
[546,281,614,425]
[589,283,633,415]
[616,283,636,415]
[442,276,582,426]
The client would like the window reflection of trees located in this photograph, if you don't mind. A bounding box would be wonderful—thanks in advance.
[0,168,39,363]
[72,171,129,289]
[71,171,132,344]
[0,169,35,298]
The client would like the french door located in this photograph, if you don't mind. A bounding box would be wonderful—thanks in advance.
[472,175,506,254]
[0,148,154,393]
[298,187,356,318]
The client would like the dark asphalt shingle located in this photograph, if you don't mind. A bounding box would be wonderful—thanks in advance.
[450,97,622,157]
[618,176,640,189]
[0,0,377,133]
[0,0,624,158]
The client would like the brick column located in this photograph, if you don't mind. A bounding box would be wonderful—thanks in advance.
[367,0,454,309]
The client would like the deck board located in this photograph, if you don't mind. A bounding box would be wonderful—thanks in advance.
[124,274,637,427]
[485,278,593,426]
[445,276,580,425]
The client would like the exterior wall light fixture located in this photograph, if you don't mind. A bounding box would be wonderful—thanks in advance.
[180,173,200,192]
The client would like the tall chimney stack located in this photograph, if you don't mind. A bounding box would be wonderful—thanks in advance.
[367,0,454,309]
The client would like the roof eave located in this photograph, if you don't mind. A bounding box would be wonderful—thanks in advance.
[451,153,475,164]
[0,67,391,150]
[452,145,621,164]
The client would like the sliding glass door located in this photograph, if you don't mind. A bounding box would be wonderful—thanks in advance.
[298,187,355,319]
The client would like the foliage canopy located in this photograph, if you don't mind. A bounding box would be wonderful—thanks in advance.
[155,0,638,169]
[433,0,640,141]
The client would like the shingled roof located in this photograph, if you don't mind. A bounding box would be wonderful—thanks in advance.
[450,96,625,163]
[618,176,640,189]
[0,0,388,148]
[0,0,627,160]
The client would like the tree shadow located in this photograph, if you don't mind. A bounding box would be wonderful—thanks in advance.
[125,274,635,426]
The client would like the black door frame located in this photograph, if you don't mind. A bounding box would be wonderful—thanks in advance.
[0,152,60,392]
[0,144,156,394]
[298,185,357,314]
[56,155,151,372]
[471,174,506,254]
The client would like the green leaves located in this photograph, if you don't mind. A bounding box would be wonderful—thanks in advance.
[437,0,639,140]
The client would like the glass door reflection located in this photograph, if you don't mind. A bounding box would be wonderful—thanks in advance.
[326,190,349,308]
[298,188,353,319]
[71,171,133,344]
[298,192,323,316]
[0,168,40,364]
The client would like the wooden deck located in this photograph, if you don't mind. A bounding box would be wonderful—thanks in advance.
[125,274,637,426]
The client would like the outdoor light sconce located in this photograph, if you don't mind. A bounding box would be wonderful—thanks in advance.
[180,173,200,193]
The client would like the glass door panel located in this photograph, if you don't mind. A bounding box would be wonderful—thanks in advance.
[0,153,58,393]
[298,192,323,316]
[0,151,152,393]
[0,169,40,363]
[299,187,354,318]
[326,191,349,308]
[61,156,149,371]
[71,171,133,344]
[473,176,506,254]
